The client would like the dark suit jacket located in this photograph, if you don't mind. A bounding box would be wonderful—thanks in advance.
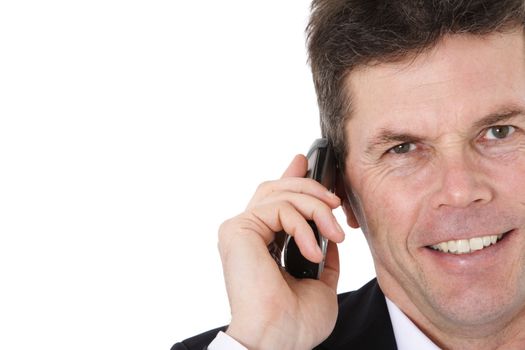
[172,278,397,349]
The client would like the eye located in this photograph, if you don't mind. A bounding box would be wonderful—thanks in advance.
[388,142,416,154]
[484,125,516,140]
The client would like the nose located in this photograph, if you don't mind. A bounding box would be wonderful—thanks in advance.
[430,152,494,209]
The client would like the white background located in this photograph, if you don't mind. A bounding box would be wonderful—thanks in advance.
[0,1,375,349]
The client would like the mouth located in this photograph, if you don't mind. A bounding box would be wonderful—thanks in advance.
[427,230,512,255]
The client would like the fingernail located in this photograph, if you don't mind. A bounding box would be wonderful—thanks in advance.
[316,245,323,260]
[335,220,345,238]
[326,191,340,201]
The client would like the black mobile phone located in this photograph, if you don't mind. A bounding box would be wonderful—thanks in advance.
[283,138,337,279]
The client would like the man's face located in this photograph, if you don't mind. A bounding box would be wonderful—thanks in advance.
[344,30,525,334]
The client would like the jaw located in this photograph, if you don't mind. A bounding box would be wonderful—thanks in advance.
[376,229,525,342]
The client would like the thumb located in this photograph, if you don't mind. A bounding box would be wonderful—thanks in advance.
[320,241,340,291]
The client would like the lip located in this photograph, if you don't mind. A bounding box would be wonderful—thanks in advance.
[420,229,517,275]
[424,229,511,248]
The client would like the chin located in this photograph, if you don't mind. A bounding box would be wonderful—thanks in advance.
[424,277,525,333]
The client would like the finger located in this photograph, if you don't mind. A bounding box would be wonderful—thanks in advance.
[218,216,287,278]
[254,192,345,244]
[219,204,322,263]
[320,241,339,290]
[248,177,341,210]
[281,154,308,178]
[251,202,324,263]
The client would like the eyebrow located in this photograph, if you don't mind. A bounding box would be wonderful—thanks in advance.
[365,130,423,155]
[365,107,525,155]
[472,108,524,129]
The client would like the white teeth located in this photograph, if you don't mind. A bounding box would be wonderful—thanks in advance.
[438,242,449,253]
[469,237,483,251]
[457,239,470,254]
[430,234,503,254]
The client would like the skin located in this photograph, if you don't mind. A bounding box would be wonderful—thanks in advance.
[218,30,525,349]
[343,30,525,348]
[220,157,344,349]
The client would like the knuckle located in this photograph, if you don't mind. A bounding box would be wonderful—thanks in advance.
[217,215,244,256]
[276,199,293,211]
[312,203,331,221]
[218,216,238,242]
[256,180,273,194]
[218,217,233,235]
[218,213,265,242]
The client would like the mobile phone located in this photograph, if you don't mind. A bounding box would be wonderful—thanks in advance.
[283,138,336,279]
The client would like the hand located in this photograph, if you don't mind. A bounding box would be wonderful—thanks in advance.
[218,154,345,350]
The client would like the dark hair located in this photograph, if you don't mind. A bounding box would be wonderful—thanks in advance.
[307,0,525,166]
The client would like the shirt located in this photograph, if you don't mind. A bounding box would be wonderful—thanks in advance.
[385,297,441,350]
[208,297,441,350]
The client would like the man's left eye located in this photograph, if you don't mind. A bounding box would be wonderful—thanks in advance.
[388,142,416,154]
[484,125,516,140]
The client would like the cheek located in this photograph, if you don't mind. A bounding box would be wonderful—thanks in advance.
[483,150,525,198]
[356,166,433,250]
[358,162,435,226]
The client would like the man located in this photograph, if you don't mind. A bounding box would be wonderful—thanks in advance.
[173,0,525,348]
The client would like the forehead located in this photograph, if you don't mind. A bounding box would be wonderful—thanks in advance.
[344,30,525,137]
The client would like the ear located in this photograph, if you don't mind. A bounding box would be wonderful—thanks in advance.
[342,198,360,229]
[335,169,360,229]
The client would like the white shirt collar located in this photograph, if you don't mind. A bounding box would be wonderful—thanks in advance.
[210,296,443,350]
[385,297,442,350]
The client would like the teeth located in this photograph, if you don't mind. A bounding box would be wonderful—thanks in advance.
[430,234,503,254]
[438,242,449,253]
[469,237,483,251]
[457,239,470,254]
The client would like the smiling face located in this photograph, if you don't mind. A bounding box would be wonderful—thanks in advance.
[343,30,525,342]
